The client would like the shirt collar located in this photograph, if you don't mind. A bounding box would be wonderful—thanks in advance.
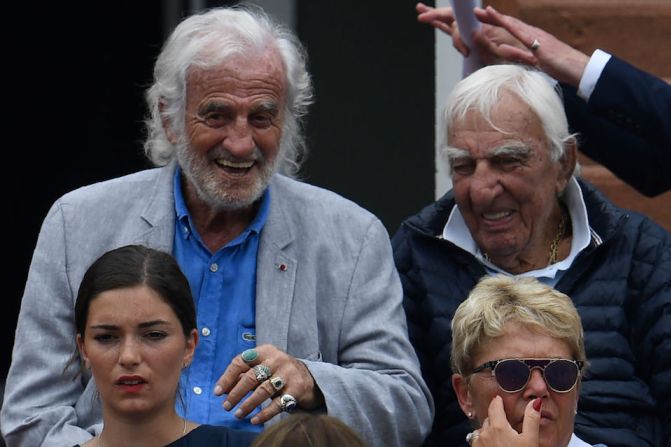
[174,166,190,224]
[567,433,594,447]
[442,177,595,279]
[173,166,270,243]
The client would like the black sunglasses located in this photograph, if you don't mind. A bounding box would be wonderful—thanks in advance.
[471,358,584,393]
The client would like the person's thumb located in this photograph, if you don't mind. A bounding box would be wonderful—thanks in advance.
[521,398,542,444]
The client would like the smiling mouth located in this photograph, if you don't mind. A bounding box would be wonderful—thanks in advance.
[214,158,256,177]
[215,158,254,169]
[482,210,513,221]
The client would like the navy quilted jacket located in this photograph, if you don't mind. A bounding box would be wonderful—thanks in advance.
[392,179,670,447]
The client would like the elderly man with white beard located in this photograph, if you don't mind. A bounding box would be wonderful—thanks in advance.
[1,6,432,447]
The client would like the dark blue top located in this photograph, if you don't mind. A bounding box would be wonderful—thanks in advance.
[393,179,671,447]
[561,55,671,197]
[72,424,258,447]
[166,424,258,446]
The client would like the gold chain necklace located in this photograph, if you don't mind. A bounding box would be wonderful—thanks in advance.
[547,210,566,265]
[97,418,187,447]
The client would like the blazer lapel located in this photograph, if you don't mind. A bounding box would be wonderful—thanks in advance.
[255,181,296,351]
[133,163,177,252]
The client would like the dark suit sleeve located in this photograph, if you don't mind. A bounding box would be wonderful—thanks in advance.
[560,55,671,197]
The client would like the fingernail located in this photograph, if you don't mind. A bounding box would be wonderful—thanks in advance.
[533,398,542,412]
[223,401,231,411]
[250,416,259,424]
[234,409,243,418]
[214,385,222,395]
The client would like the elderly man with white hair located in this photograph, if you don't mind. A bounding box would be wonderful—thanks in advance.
[393,64,670,447]
[2,5,432,447]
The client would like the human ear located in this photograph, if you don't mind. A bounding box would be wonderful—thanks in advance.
[452,373,475,420]
[183,329,199,368]
[76,334,91,370]
[159,99,180,145]
[556,138,577,194]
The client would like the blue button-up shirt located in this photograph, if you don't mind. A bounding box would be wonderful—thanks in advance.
[172,168,269,432]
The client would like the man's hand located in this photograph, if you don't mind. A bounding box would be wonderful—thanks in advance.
[416,3,589,86]
[475,6,589,86]
[416,2,523,65]
[214,344,324,424]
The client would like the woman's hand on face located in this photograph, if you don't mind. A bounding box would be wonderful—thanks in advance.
[214,344,324,424]
[472,396,541,446]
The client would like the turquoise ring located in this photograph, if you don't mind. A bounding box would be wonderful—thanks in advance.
[241,348,259,364]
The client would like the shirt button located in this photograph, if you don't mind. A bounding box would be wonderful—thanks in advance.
[201,327,211,337]
[209,263,218,272]
[193,386,202,395]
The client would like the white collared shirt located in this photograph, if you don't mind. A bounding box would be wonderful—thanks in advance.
[442,177,597,286]
[568,432,602,447]
[535,48,612,102]
[578,49,612,101]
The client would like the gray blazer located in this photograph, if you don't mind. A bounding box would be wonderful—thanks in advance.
[1,165,433,447]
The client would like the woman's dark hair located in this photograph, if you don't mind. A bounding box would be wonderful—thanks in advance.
[75,245,196,336]
[250,413,367,447]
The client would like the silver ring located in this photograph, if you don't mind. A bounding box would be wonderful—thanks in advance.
[530,39,541,51]
[252,364,272,383]
[465,430,479,445]
[279,393,297,413]
[269,375,285,392]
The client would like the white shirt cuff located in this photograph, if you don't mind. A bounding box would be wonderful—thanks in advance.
[577,49,612,101]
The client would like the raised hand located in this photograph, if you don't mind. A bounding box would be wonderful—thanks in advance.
[474,6,589,86]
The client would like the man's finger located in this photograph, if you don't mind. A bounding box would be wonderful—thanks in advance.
[232,378,278,419]
[249,395,284,425]
[417,6,456,24]
[222,369,262,411]
[451,27,470,57]
[496,43,538,66]
[214,355,250,396]
[481,6,540,49]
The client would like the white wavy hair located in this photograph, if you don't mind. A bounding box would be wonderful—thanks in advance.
[143,4,314,177]
[443,64,578,172]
